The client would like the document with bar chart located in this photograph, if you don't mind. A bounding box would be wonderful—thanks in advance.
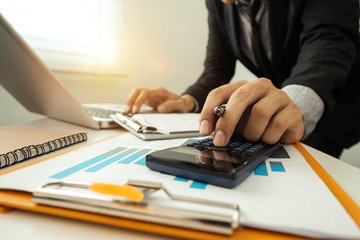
[0,132,359,239]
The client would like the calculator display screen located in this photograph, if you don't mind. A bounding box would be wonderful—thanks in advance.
[152,146,241,174]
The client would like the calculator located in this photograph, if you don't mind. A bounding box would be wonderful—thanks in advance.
[146,137,280,188]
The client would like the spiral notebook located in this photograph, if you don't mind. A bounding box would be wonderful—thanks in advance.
[0,126,87,169]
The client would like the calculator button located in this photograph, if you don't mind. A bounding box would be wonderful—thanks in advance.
[244,149,256,156]
[194,144,206,150]
[207,146,230,152]
[188,138,271,157]
[227,142,241,150]
[202,142,214,147]
[244,144,266,156]
[232,143,253,154]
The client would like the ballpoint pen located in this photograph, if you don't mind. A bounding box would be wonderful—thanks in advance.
[214,104,226,117]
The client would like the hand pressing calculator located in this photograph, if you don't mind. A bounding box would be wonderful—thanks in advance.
[146,137,280,188]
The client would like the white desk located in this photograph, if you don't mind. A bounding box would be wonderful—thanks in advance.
[1,117,359,240]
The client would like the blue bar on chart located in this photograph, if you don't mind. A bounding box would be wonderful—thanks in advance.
[133,149,152,166]
[118,149,151,165]
[84,148,136,172]
[160,172,207,190]
[50,147,126,179]
[269,161,286,172]
[173,176,190,182]
[190,181,207,190]
[253,161,268,176]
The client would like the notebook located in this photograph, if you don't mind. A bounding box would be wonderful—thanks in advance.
[0,126,87,169]
[0,13,124,130]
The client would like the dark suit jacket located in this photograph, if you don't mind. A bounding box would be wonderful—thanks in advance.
[184,0,360,148]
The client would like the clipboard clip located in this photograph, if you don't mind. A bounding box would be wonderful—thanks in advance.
[114,113,157,133]
[33,180,241,235]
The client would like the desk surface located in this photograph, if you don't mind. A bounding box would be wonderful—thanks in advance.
[1,117,359,240]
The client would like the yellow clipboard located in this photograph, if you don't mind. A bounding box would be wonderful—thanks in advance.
[0,135,359,240]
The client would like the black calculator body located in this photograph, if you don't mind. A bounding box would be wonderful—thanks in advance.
[146,137,280,188]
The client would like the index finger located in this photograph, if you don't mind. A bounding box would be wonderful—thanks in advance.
[199,81,248,136]
[125,88,143,112]
[213,79,272,146]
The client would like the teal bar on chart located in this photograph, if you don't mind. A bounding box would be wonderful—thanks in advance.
[254,162,268,176]
[190,181,207,190]
[270,161,286,172]
[85,154,124,172]
[174,176,189,182]
[134,149,152,166]
[118,148,150,165]
[50,147,126,179]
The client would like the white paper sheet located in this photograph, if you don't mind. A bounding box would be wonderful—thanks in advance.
[0,132,359,239]
[132,113,200,134]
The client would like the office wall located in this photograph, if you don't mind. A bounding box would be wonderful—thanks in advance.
[56,0,254,104]
[0,0,358,167]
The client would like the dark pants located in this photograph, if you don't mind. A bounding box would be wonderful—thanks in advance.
[301,131,343,159]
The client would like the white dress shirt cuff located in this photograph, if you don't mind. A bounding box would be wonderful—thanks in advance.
[282,84,325,140]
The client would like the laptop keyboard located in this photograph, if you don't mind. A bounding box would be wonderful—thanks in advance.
[84,107,120,119]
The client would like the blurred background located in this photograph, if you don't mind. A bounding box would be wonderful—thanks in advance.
[0,0,358,167]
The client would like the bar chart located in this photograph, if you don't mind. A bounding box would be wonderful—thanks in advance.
[50,144,290,189]
[50,146,208,190]
[254,146,289,176]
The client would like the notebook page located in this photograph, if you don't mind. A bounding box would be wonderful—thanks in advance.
[132,113,200,134]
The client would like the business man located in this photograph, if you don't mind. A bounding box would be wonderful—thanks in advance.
[126,0,360,158]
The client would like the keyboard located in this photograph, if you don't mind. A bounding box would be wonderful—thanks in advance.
[84,106,120,119]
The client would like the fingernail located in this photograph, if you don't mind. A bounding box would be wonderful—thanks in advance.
[124,105,130,112]
[158,104,167,112]
[214,130,226,146]
[199,120,210,135]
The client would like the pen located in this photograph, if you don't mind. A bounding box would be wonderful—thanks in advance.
[90,182,144,202]
[214,104,226,117]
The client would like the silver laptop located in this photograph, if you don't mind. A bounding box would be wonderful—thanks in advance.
[0,13,124,129]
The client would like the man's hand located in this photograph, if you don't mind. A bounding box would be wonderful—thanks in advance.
[198,78,304,146]
[125,87,195,113]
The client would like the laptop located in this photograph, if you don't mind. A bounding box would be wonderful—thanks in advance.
[0,13,125,129]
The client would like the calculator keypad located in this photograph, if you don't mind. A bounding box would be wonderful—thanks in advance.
[187,137,268,157]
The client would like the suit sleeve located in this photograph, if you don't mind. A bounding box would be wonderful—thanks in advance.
[282,0,359,112]
[182,0,237,112]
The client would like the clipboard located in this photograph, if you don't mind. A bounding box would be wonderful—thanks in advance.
[0,188,311,240]
[0,135,359,240]
[112,113,202,140]
[32,180,240,235]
